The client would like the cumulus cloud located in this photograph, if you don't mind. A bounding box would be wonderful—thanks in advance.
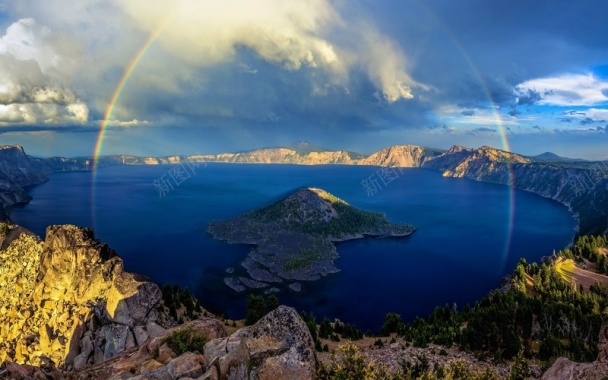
[0,18,88,126]
[113,0,417,103]
[0,0,420,134]
[517,73,608,106]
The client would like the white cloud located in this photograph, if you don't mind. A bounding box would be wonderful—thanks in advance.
[517,73,608,106]
[0,18,89,126]
[436,105,523,126]
[103,119,150,127]
[586,108,608,120]
[0,102,87,126]
[356,25,416,102]
[115,0,418,102]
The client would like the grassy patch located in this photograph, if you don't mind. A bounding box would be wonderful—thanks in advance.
[554,258,575,283]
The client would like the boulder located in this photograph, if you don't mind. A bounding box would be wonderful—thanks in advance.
[204,305,316,380]
[166,352,204,379]
[541,323,608,379]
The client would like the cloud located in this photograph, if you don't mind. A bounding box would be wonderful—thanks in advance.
[515,88,541,106]
[436,105,521,127]
[1,0,608,157]
[0,18,88,126]
[508,109,521,117]
[110,0,418,103]
[580,117,594,125]
[562,110,586,116]
[517,73,608,106]
[473,127,496,133]
[0,0,421,135]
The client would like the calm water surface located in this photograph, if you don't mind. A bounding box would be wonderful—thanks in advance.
[12,164,576,329]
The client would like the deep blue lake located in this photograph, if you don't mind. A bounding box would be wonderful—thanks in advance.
[12,164,576,330]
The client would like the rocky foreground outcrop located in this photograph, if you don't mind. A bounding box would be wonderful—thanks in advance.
[0,224,317,379]
[0,224,165,368]
[1,306,315,380]
[541,323,608,380]
[203,305,316,380]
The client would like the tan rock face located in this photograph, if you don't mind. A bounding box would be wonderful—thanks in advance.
[204,306,316,380]
[0,224,163,368]
[360,145,431,168]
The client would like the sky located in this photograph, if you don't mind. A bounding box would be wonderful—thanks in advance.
[0,0,606,159]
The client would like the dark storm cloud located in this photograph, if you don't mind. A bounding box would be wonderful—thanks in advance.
[473,127,496,133]
[3,0,608,157]
[368,0,608,123]
[580,118,595,125]
[516,89,542,106]
[508,109,521,117]
[0,125,95,134]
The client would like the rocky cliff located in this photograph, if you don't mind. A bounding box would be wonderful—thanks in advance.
[359,144,444,167]
[0,224,165,369]
[422,145,608,235]
[0,146,48,220]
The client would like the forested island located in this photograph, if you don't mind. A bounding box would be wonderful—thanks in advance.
[208,187,414,291]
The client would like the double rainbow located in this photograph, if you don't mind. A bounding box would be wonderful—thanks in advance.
[91,6,516,270]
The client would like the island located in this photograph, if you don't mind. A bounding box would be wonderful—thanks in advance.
[208,187,415,291]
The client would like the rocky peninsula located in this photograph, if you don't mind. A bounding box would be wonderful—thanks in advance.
[208,187,414,291]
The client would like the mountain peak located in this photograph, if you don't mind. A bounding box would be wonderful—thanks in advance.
[533,152,585,162]
[253,187,347,224]
[536,152,560,159]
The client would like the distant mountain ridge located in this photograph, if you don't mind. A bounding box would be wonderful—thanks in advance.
[1,142,607,235]
[533,151,586,162]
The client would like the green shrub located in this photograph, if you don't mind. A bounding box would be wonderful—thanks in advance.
[0,222,9,238]
[163,327,208,355]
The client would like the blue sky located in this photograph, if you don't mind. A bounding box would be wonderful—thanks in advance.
[0,0,606,159]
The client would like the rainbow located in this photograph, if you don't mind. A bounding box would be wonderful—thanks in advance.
[90,6,517,269]
[90,16,174,230]
[412,1,517,272]
[92,16,174,171]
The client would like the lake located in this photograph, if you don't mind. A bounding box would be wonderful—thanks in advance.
[12,163,576,330]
